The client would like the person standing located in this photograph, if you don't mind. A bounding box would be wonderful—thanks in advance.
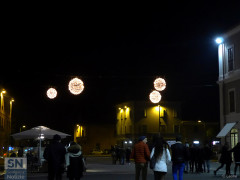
[131,136,150,180]
[150,137,171,180]
[18,145,24,157]
[126,147,131,165]
[203,144,213,173]
[184,143,190,174]
[43,134,66,180]
[214,143,232,176]
[229,142,240,176]
[171,135,188,180]
[65,142,85,180]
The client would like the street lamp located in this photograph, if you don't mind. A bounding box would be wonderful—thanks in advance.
[149,90,161,132]
[20,125,26,132]
[149,77,167,133]
[215,37,223,44]
[1,89,6,95]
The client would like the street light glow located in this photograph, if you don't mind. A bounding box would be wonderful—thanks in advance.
[215,37,223,44]
[1,90,6,94]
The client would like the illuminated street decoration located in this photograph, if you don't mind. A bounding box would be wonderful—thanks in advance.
[149,90,161,103]
[68,77,84,95]
[46,88,57,99]
[154,78,166,91]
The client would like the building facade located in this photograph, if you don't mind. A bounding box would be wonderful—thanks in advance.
[74,123,116,154]
[116,101,218,146]
[216,24,240,148]
[116,101,180,145]
[0,88,14,156]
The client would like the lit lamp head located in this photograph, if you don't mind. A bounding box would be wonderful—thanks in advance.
[1,89,6,95]
[215,37,223,44]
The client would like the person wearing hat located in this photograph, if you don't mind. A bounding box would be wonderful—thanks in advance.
[65,142,85,180]
[131,136,150,180]
[43,134,66,180]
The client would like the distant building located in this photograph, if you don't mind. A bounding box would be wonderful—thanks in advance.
[116,101,181,145]
[0,88,14,156]
[74,123,116,154]
[116,101,217,146]
[216,24,240,148]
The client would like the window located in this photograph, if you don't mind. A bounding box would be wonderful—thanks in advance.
[229,90,235,113]
[228,47,234,71]
[174,125,180,133]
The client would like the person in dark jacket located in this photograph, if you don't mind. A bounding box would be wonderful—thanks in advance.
[184,143,190,173]
[203,144,213,173]
[189,144,197,173]
[65,142,85,180]
[43,134,66,180]
[229,142,240,176]
[214,143,232,176]
[171,135,188,180]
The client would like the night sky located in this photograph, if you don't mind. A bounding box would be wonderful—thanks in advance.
[1,2,240,134]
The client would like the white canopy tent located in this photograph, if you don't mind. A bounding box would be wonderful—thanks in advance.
[11,126,71,165]
[11,126,70,140]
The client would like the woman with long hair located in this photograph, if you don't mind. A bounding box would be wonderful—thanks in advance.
[150,136,171,180]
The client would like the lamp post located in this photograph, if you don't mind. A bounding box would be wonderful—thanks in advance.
[20,125,26,132]
[149,90,162,132]
[149,77,167,133]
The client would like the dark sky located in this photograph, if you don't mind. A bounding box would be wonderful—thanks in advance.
[1,2,240,133]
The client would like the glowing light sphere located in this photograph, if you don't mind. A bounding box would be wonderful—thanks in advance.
[46,88,57,99]
[154,78,166,91]
[215,37,223,44]
[68,78,84,95]
[149,90,161,103]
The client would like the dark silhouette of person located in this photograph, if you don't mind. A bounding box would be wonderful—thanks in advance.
[171,135,188,180]
[214,143,232,176]
[44,134,66,180]
[229,142,240,176]
[66,142,84,180]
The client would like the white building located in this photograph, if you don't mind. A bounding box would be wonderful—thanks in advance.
[216,24,240,148]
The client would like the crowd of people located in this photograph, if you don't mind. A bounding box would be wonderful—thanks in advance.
[39,133,239,180]
[129,135,240,180]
